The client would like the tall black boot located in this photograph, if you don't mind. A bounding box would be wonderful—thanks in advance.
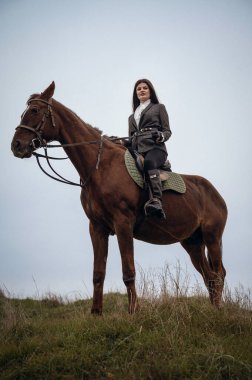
[144,169,166,219]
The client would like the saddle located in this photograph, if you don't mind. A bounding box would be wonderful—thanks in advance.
[130,149,172,181]
[124,149,186,194]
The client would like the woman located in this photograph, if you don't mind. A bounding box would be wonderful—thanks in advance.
[128,79,172,219]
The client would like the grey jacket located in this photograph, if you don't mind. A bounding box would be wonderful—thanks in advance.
[128,103,172,154]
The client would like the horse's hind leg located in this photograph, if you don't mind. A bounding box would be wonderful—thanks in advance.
[89,221,109,315]
[201,196,227,307]
[181,233,212,292]
[204,236,226,308]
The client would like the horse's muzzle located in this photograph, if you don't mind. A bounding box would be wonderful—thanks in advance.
[11,138,33,158]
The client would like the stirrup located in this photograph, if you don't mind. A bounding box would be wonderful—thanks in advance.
[144,198,166,219]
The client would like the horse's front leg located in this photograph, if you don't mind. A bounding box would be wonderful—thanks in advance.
[115,219,138,314]
[89,221,109,315]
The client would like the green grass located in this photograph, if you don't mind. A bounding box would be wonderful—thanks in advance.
[0,288,251,380]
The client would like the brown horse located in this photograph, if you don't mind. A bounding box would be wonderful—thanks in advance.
[11,82,227,314]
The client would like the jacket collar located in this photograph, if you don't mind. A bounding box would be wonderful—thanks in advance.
[140,101,152,116]
[130,102,154,129]
[138,102,153,127]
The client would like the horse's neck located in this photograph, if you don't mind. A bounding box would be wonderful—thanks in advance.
[56,104,102,180]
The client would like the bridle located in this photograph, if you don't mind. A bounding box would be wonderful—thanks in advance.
[16,98,56,150]
[15,97,104,188]
[15,97,129,188]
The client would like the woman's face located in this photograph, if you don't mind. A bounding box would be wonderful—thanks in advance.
[136,82,150,103]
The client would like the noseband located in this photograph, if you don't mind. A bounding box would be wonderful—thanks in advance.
[16,98,56,149]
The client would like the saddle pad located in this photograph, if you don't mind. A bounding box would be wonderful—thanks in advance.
[124,150,186,193]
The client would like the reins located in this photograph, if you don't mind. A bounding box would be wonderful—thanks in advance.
[16,97,129,188]
[32,136,129,149]
[32,137,104,188]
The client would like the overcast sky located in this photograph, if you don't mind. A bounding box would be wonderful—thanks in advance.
[1,0,251,299]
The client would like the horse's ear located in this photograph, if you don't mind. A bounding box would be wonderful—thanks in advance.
[40,81,55,100]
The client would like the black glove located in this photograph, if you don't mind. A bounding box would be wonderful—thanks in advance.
[152,131,164,142]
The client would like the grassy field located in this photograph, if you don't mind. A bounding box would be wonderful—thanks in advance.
[0,274,251,380]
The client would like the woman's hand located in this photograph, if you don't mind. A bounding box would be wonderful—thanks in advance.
[152,131,165,143]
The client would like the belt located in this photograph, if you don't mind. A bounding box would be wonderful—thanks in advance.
[140,127,157,132]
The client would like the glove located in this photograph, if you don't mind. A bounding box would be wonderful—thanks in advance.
[152,131,164,143]
[124,137,132,147]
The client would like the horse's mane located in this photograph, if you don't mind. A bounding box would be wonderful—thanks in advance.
[59,103,104,136]
[68,109,103,135]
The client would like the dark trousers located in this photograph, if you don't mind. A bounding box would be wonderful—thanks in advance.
[143,149,167,173]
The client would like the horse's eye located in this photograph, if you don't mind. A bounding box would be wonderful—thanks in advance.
[31,107,39,114]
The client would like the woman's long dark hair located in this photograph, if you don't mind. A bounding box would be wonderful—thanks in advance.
[132,78,159,111]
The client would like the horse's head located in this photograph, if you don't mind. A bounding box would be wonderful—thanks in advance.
[11,81,59,158]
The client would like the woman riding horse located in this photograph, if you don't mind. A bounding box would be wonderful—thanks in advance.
[128,79,172,219]
[11,82,227,314]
